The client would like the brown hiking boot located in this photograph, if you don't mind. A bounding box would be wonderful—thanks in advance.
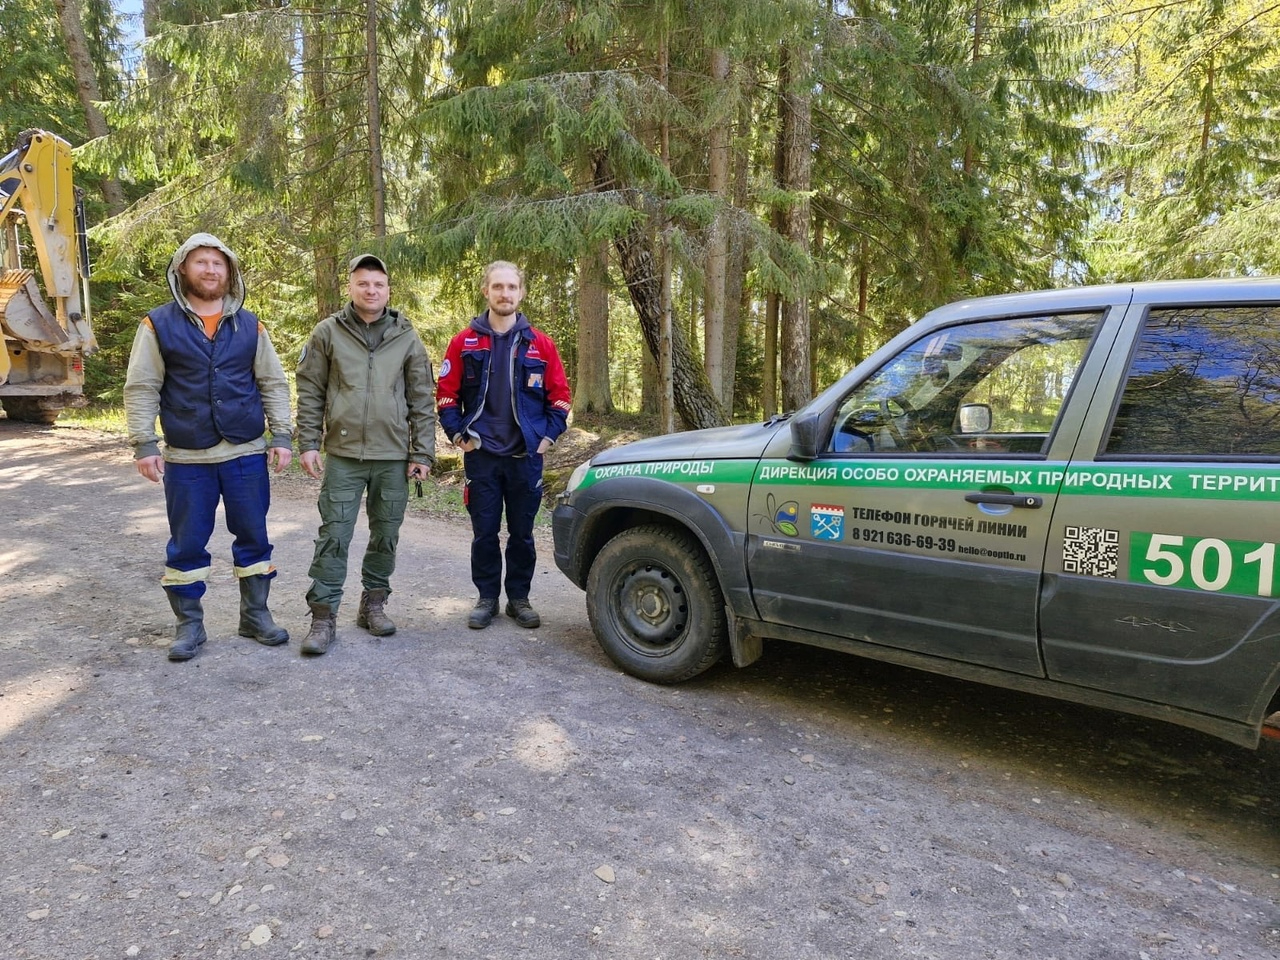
[356,588,396,636]
[301,602,336,656]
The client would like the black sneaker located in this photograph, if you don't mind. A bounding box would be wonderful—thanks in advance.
[505,598,541,629]
[468,597,499,629]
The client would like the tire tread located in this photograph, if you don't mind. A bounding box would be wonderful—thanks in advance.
[586,523,727,683]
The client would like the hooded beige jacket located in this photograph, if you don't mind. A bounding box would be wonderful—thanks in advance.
[123,233,292,463]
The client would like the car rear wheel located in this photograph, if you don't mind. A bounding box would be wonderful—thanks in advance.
[586,524,727,683]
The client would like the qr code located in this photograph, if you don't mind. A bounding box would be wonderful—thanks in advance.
[1062,525,1119,577]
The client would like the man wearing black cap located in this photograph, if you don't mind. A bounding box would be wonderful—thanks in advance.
[295,254,436,655]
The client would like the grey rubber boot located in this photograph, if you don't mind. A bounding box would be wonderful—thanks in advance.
[356,588,396,636]
[301,602,336,656]
[166,592,207,661]
[237,575,289,646]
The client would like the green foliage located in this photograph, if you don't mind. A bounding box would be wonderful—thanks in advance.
[84,274,168,405]
[35,0,1280,424]
[0,0,84,142]
[80,0,127,103]
[1073,0,1280,279]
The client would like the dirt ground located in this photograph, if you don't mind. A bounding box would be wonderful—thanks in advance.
[2,420,1278,960]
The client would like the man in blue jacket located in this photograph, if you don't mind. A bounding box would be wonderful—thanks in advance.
[124,234,294,662]
[437,261,571,629]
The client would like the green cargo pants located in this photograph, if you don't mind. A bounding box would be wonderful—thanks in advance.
[305,455,409,611]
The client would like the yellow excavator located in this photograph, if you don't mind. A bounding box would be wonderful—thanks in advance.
[0,128,96,423]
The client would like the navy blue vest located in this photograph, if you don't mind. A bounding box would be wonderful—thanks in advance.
[148,301,265,450]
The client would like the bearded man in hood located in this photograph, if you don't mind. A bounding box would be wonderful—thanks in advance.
[124,233,294,662]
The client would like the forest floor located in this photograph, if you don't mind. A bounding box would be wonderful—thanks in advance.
[2,418,1278,960]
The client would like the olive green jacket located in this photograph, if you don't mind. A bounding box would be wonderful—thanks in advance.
[295,304,436,465]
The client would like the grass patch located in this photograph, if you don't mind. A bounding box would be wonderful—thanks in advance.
[44,405,127,432]
[407,474,467,521]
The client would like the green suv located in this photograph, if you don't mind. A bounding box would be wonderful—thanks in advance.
[553,279,1280,748]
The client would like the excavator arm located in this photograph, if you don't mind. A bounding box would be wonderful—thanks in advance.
[0,130,97,422]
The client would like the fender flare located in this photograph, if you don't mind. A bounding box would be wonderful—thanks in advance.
[565,475,755,621]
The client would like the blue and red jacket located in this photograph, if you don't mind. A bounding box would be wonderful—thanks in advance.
[437,312,571,454]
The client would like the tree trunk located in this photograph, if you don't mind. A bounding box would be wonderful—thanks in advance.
[593,150,726,430]
[1200,58,1214,154]
[53,0,125,214]
[964,0,984,179]
[640,348,660,416]
[763,67,787,420]
[763,291,778,417]
[613,221,728,431]
[957,0,984,264]
[573,239,613,415]
[303,17,342,318]
[141,0,168,84]
[658,226,676,432]
[856,235,868,364]
[657,33,675,434]
[778,44,812,412]
[810,214,823,398]
[703,47,730,404]
[720,92,751,417]
[366,0,386,237]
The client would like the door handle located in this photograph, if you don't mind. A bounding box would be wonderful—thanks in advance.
[964,492,1043,509]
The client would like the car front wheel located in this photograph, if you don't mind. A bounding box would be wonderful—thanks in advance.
[586,524,728,683]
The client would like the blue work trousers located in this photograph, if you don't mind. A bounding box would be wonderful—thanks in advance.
[162,455,274,599]
[464,449,543,601]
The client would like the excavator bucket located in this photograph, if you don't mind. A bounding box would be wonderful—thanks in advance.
[0,268,71,348]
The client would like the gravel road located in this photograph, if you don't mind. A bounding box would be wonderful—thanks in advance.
[1,420,1277,959]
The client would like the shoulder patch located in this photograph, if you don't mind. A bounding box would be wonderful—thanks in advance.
[298,344,308,364]
[440,358,451,378]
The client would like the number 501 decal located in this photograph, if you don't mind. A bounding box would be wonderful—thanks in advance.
[1130,532,1276,598]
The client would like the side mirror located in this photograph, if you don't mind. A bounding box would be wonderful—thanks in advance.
[958,403,992,434]
[789,410,821,461]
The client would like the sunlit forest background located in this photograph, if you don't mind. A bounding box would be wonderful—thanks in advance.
[17,0,1280,428]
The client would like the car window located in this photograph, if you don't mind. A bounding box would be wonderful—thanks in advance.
[828,312,1102,456]
[1105,305,1280,458]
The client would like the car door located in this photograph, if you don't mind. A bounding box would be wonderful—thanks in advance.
[1040,294,1280,726]
[745,305,1118,675]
